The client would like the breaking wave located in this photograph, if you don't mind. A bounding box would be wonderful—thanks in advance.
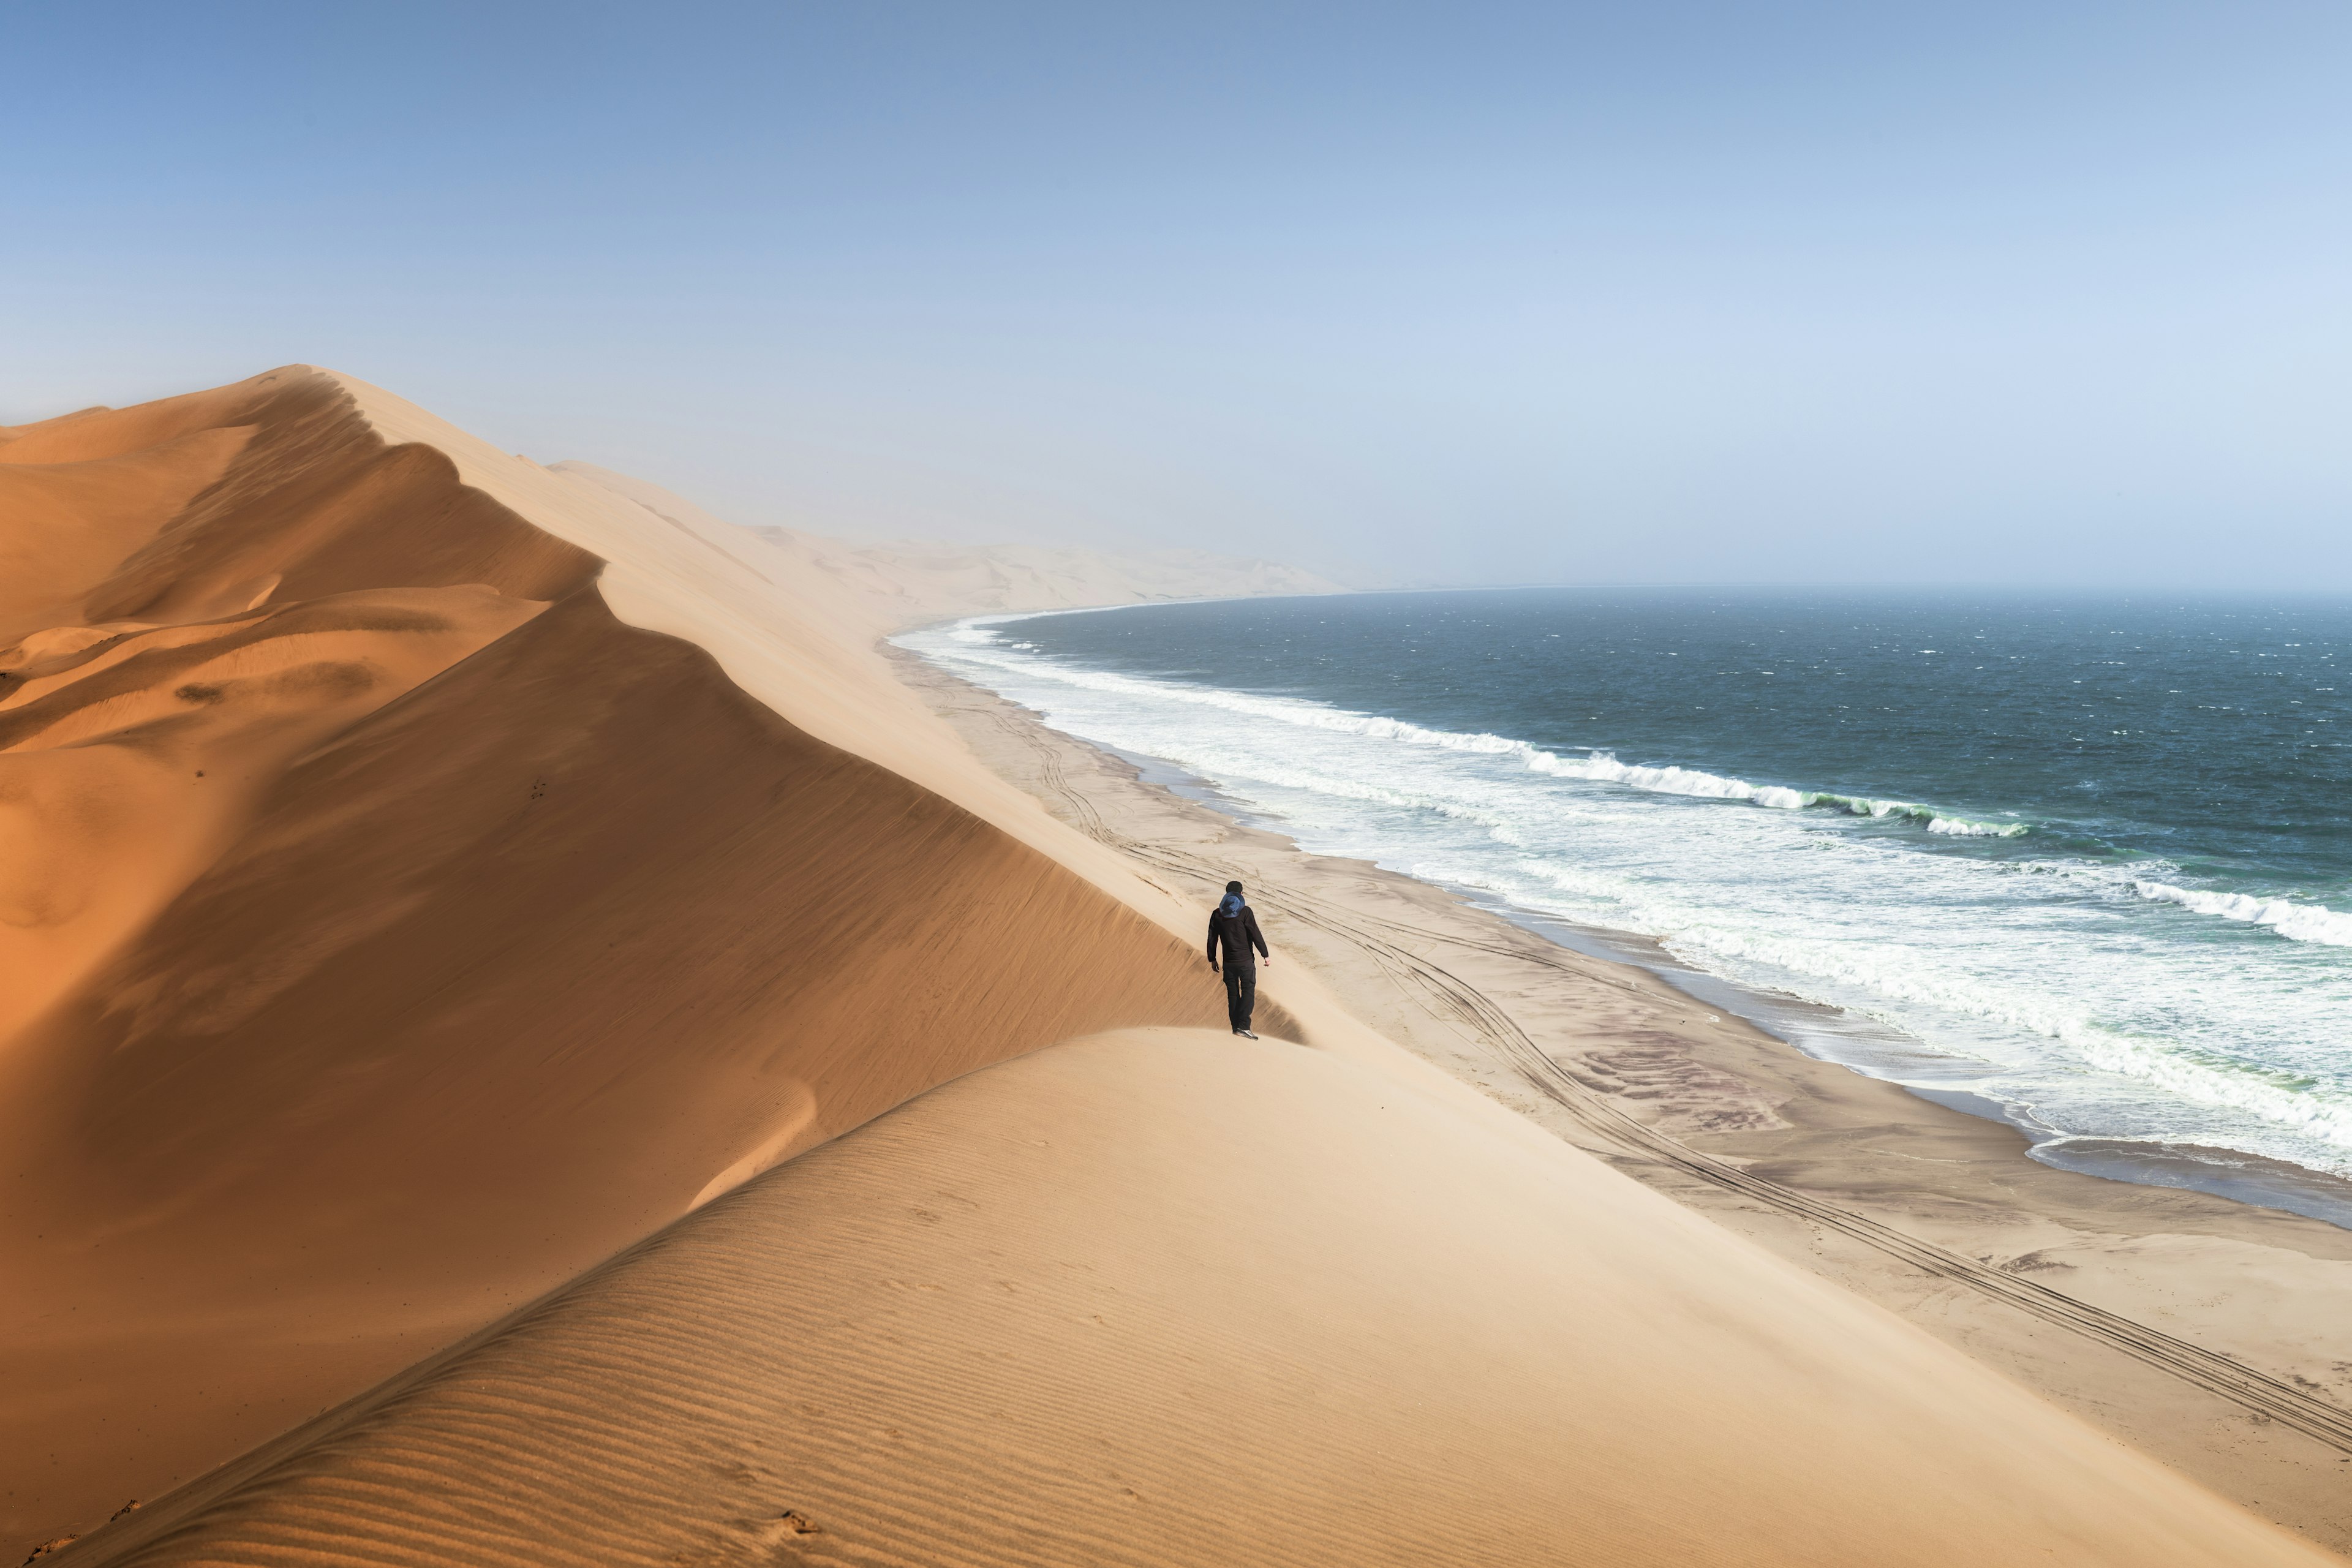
[2134,881,2352,948]
[943,619,2027,839]
[907,607,2352,1187]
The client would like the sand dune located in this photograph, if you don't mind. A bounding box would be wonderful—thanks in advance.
[0,428,253,643]
[7,368,2342,1566]
[0,583,548,1043]
[58,1030,2335,1567]
[1,371,1257,1552]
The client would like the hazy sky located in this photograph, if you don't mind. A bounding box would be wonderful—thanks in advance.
[7,2,2348,587]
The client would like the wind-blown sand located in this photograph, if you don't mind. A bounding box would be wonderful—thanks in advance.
[5,369,2343,1564]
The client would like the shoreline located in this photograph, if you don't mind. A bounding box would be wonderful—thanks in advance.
[905,602,2352,1232]
[888,635,2352,1554]
[1109,730,2352,1234]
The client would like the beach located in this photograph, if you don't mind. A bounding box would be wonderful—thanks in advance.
[7,369,2347,1566]
[893,641,2352,1550]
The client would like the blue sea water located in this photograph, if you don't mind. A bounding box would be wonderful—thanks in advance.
[899,588,2352,1193]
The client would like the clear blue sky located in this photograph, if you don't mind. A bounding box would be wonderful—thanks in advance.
[7,2,2348,587]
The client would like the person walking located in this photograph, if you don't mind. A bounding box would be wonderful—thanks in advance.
[1205,880,1270,1038]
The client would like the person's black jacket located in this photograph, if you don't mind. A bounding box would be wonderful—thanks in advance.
[1206,904,1270,968]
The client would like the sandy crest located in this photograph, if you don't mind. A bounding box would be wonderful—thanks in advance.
[61,1030,2337,1567]
[336,376,1350,943]
[0,371,1281,1553]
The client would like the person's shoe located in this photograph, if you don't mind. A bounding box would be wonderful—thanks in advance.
[1239,1029,1259,1040]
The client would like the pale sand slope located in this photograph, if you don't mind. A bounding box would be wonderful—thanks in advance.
[898,612,2352,1548]
[2,371,1281,1552]
[59,1031,2335,1568]
[553,459,1348,624]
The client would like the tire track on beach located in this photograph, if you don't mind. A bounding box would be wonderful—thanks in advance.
[988,705,2352,1458]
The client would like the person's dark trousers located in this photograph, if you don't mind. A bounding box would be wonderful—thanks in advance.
[1223,963,1257,1032]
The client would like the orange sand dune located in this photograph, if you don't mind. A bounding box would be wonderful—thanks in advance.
[0,428,254,641]
[0,584,548,1042]
[59,1031,2337,1568]
[1,372,1243,1551]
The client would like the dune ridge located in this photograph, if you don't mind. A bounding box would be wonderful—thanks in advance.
[1,371,1272,1553]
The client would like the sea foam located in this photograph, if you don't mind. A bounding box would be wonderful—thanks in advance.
[948,620,2026,838]
[905,609,2352,1183]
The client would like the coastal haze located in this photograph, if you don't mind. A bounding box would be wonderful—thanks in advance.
[9,3,2351,588]
[9,6,2352,1568]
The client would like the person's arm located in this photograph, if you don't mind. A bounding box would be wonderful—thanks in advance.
[1206,914,1220,970]
[1246,908,1270,961]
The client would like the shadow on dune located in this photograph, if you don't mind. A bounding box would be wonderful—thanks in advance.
[0,371,1271,1553]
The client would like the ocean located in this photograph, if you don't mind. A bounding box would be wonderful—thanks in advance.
[899,587,2352,1212]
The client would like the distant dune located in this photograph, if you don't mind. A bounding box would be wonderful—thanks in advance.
[2,370,2337,1566]
[552,458,1349,622]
